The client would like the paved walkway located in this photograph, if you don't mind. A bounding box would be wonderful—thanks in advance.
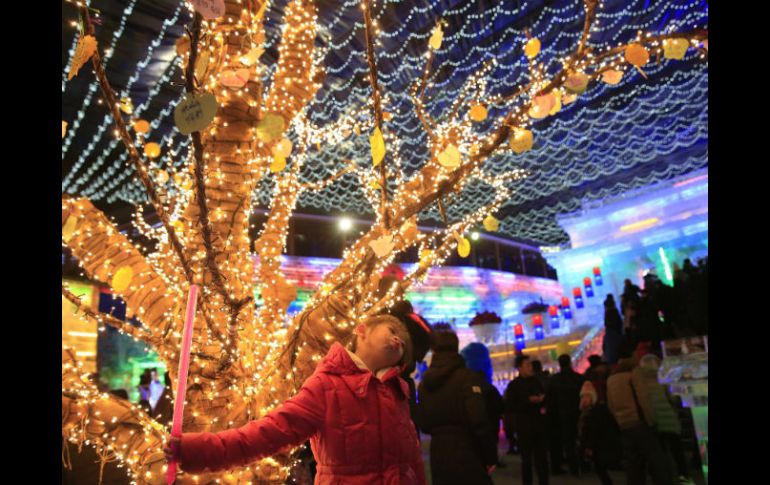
[420,435,706,485]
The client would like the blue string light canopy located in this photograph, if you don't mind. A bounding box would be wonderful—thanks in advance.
[61,0,707,245]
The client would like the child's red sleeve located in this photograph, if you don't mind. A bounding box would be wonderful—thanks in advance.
[178,375,326,474]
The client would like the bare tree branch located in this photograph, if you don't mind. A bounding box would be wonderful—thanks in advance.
[81,7,194,285]
[362,0,390,227]
[62,283,162,349]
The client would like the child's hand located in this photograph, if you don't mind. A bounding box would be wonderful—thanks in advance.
[164,436,181,462]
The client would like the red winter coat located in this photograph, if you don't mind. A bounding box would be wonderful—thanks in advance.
[179,343,426,485]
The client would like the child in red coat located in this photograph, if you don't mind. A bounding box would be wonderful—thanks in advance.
[165,314,426,485]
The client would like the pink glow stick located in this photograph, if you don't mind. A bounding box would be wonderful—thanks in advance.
[166,284,199,484]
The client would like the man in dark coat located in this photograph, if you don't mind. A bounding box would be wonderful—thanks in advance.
[532,360,563,474]
[505,354,550,485]
[548,354,585,476]
[417,330,497,485]
[604,294,624,364]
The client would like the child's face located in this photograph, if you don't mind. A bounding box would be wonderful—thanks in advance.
[358,322,405,369]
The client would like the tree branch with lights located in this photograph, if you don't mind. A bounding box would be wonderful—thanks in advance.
[272,0,707,396]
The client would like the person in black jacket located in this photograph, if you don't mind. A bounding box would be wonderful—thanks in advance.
[461,342,505,467]
[578,382,622,485]
[603,294,624,365]
[548,354,585,477]
[505,354,550,485]
[417,330,497,485]
[151,372,174,429]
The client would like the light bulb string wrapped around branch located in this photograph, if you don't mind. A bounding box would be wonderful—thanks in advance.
[61,283,162,349]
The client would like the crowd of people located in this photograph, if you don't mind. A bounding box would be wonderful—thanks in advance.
[414,333,701,485]
[67,265,706,485]
[603,257,708,365]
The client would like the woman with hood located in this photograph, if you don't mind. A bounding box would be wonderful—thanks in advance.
[416,330,497,485]
[461,342,505,468]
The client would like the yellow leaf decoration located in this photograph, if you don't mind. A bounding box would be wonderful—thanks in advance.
[625,44,649,67]
[144,142,161,159]
[240,46,265,66]
[133,119,150,134]
[62,216,78,242]
[400,218,419,241]
[369,234,396,258]
[528,92,556,119]
[437,144,461,168]
[457,237,471,258]
[62,121,68,139]
[194,50,211,82]
[602,70,624,85]
[221,68,250,89]
[369,179,381,190]
[483,215,500,232]
[663,38,689,60]
[470,104,488,122]
[370,127,386,167]
[174,173,193,191]
[549,90,562,115]
[67,35,97,81]
[563,93,577,105]
[419,249,434,267]
[564,72,589,94]
[174,92,218,136]
[112,267,134,293]
[524,38,541,59]
[509,128,534,154]
[272,138,293,158]
[270,156,287,173]
[156,170,169,184]
[119,97,134,115]
[257,114,285,143]
[429,24,443,50]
